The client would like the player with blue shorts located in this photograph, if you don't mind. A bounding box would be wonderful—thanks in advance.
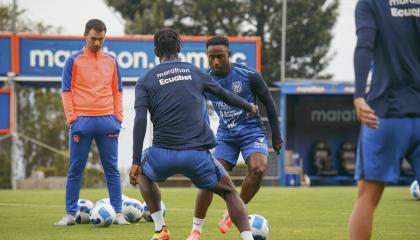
[188,36,283,240]
[349,1,420,239]
[129,28,256,240]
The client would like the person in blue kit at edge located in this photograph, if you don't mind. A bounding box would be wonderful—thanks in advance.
[187,36,283,240]
[349,1,420,239]
[129,28,257,240]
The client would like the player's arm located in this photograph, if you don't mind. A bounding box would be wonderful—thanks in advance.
[112,59,123,122]
[130,80,148,186]
[202,72,256,115]
[249,72,283,153]
[354,0,378,129]
[61,56,77,125]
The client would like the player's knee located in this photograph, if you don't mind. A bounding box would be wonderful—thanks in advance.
[212,179,237,199]
[249,163,267,178]
[67,166,84,179]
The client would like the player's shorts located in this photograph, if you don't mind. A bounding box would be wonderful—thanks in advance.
[141,146,226,190]
[355,118,420,183]
[213,130,268,168]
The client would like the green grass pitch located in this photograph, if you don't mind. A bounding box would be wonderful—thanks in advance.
[0,187,418,240]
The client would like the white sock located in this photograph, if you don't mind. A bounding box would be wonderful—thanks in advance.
[240,231,254,240]
[151,210,165,231]
[192,217,205,233]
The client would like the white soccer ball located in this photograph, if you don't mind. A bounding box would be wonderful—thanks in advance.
[410,180,420,200]
[249,214,270,240]
[89,203,116,227]
[95,198,110,206]
[122,198,144,223]
[76,199,94,224]
[95,195,127,206]
[143,200,167,222]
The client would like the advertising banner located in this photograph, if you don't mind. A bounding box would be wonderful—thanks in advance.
[18,35,260,78]
[0,89,11,134]
[0,35,11,76]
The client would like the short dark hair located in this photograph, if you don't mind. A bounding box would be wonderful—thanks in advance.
[84,19,107,34]
[154,28,182,57]
[206,35,230,48]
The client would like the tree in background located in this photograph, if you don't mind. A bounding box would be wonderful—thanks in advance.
[106,0,339,80]
[17,87,68,177]
[105,0,172,34]
[0,3,63,34]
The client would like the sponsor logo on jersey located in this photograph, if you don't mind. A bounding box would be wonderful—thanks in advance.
[227,120,238,129]
[215,101,229,110]
[159,74,193,85]
[254,137,267,148]
[108,133,119,138]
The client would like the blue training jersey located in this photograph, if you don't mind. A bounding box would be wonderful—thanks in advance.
[132,60,253,164]
[355,0,420,117]
[207,63,265,135]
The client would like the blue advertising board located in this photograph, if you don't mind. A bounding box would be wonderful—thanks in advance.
[18,35,260,77]
[0,35,11,76]
[0,90,11,134]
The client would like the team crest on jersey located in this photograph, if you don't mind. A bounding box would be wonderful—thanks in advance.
[232,81,242,94]
[73,134,80,143]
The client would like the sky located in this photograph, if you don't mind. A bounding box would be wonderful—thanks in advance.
[0,0,357,172]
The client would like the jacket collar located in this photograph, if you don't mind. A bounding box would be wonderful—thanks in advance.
[83,47,104,57]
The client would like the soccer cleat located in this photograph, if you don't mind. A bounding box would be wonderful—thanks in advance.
[114,213,130,225]
[186,230,201,240]
[218,210,233,234]
[54,214,76,226]
[151,225,171,240]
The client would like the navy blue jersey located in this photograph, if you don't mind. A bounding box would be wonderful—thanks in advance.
[132,60,253,165]
[354,0,420,117]
[207,63,282,145]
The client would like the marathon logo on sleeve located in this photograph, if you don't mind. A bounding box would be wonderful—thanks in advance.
[157,68,193,85]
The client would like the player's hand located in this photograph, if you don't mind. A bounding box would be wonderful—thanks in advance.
[247,104,257,116]
[273,143,283,154]
[129,164,140,186]
[354,97,379,129]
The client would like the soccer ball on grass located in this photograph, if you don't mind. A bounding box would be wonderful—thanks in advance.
[76,199,94,224]
[249,214,270,240]
[89,203,116,227]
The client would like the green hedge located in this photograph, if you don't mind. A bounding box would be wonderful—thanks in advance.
[82,168,106,188]
[0,152,11,188]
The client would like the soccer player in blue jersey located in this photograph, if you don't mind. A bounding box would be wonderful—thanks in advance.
[349,1,420,239]
[187,36,283,240]
[129,28,257,240]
